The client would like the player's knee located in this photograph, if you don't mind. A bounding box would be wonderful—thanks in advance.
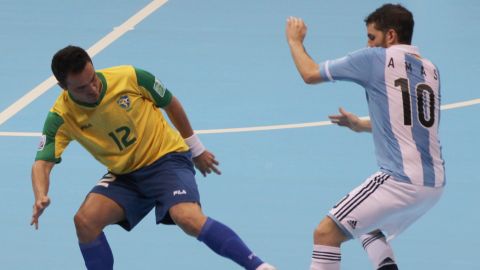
[178,219,194,236]
[74,212,91,234]
[313,218,346,246]
[74,212,100,242]
[175,213,206,236]
[313,223,330,241]
[169,204,206,237]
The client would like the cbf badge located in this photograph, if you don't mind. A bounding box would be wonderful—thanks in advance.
[117,95,131,110]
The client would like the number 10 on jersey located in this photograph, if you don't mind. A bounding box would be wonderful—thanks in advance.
[395,78,435,128]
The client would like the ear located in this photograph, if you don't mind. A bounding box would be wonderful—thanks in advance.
[386,29,399,45]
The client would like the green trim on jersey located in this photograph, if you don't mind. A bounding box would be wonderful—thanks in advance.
[67,72,108,107]
[135,67,172,107]
[35,111,64,163]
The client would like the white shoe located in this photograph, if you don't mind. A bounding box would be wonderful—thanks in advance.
[256,263,277,270]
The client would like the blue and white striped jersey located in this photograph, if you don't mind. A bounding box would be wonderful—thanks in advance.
[319,45,445,187]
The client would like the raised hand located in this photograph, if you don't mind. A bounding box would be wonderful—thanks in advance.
[286,16,308,45]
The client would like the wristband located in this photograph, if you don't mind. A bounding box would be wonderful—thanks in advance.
[184,133,206,158]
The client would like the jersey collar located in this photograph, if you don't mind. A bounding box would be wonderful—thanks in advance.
[389,44,420,57]
[68,72,107,108]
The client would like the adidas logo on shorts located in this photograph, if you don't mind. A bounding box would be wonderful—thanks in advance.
[346,219,357,229]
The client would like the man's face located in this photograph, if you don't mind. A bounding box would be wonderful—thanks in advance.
[65,61,102,104]
[366,23,388,48]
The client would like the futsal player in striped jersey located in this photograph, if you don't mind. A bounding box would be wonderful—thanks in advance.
[286,4,445,270]
[30,46,276,270]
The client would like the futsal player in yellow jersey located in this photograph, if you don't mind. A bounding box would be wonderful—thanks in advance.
[31,45,276,270]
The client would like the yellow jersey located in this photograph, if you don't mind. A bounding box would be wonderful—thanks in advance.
[35,65,189,174]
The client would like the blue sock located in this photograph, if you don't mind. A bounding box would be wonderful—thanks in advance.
[197,217,264,270]
[79,232,114,270]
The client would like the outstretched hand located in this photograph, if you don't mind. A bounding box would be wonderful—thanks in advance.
[193,150,221,177]
[328,107,366,132]
[30,196,51,230]
[286,16,308,45]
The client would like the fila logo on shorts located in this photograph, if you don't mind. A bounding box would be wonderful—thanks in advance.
[173,189,187,196]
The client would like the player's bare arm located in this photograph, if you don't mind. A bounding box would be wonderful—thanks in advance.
[328,107,372,133]
[31,160,55,229]
[286,16,322,84]
[164,96,221,177]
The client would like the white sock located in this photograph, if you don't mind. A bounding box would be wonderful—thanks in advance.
[360,231,397,269]
[310,245,341,270]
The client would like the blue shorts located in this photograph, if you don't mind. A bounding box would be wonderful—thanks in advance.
[90,151,200,231]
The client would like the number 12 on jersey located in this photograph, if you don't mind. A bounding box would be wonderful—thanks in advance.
[395,78,435,128]
[108,126,137,151]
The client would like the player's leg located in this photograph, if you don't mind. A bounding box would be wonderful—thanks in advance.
[167,202,206,236]
[74,193,125,270]
[145,152,275,270]
[359,230,398,270]
[357,178,443,270]
[76,172,155,270]
[169,202,276,270]
[310,172,392,270]
[325,172,443,270]
[310,216,347,270]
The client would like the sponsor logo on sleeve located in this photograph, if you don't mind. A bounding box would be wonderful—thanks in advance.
[153,78,166,97]
[37,135,46,151]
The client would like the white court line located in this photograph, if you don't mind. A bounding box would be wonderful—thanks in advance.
[0,132,42,137]
[440,98,480,110]
[1,98,478,137]
[0,0,168,127]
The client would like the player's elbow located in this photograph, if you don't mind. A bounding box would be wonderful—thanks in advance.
[301,72,322,84]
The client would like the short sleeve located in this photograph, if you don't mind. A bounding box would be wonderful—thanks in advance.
[35,111,71,163]
[135,67,173,108]
[319,48,380,87]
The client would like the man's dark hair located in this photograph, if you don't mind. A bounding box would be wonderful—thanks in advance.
[51,45,92,88]
[365,4,414,44]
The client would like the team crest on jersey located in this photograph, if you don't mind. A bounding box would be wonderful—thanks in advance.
[153,78,166,97]
[37,135,46,151]
[117,95,131,110]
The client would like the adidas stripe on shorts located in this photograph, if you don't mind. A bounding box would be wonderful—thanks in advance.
[328,172,443,241]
